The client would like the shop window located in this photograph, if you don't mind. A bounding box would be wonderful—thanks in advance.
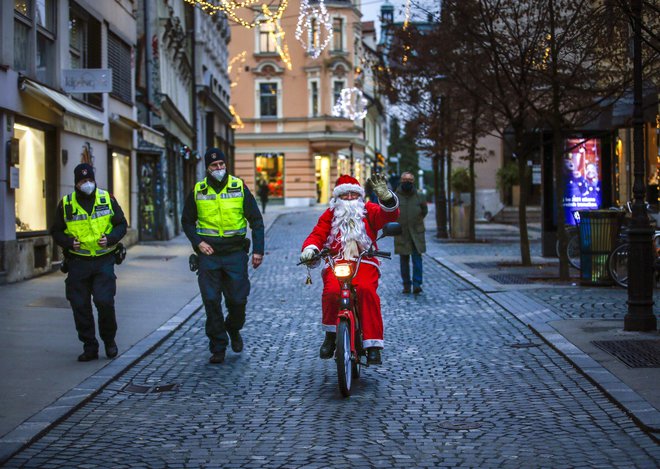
[259,83,278,118]
[333,80,344,108]
[108,32,132,104]
[255,153,284,199]
[112,152,131,226]
[332,18,343,52]
[14,123,47,233]
[69,4,102,107]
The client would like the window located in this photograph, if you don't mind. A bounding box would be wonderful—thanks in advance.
[69,4,102,106]
[14,123,47,233]
[259,21,276,53]
[108,32,132,103]
[332,18,343,51]
[112,152,131,226]
[259,82,278,117]
[13,0,56,85]
[333,80,344,107]
[310,81,319,117]
[310,18,319,49]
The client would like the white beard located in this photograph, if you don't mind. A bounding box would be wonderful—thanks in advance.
[327,197,371,259]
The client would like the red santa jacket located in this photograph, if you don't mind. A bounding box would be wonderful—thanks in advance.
[302,201,400,264]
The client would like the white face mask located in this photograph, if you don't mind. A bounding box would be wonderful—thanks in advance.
[210,169,226,181]
[79,181,96,195]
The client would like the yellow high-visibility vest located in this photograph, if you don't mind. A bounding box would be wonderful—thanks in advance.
[63,189,116,256]
[194,176,247,237]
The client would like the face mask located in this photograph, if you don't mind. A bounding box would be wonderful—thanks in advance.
[79,181,96,195]
[401,182,414,192]
[210,169,226,181]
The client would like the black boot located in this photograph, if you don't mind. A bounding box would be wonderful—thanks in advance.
[319,332,336,359]
[366,347,382,365]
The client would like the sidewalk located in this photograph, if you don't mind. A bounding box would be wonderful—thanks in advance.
[0,203,316,462]
[424,206,660,440]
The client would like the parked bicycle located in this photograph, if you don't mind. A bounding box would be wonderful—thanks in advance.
[608,229,660,288]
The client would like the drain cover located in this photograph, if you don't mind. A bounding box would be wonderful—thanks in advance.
[592,340,660,368]
[464,261,501,269]
[509,343,542,349]
[122,383,179,393]
[134,255,176,261]
[489,273,534,285]
[437,421,483,430]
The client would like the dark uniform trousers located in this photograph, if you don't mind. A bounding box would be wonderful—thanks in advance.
[197,250,250,353]
[65,254,117,353]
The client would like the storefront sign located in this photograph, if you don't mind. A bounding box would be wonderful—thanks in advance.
[63,115,104,141]
[563,137,602,225]
[62,69,113,94]
[9,166,19,189]
[140,127,166,148]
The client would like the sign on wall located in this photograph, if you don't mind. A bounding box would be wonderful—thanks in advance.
[62,69,113,94]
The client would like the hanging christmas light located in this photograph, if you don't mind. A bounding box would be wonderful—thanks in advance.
[295,0,332,59]
[228,51,247,88]
[229,104,244,129]
[261,4,293,70]
[184,0,288,29]
[332,87,368,121]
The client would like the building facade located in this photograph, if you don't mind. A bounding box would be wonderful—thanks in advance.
[0,0,139,283]
[229,0,371,206]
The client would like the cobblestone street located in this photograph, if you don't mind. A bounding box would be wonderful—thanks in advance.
[4,212,660,468]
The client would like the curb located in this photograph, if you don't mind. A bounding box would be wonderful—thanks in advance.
[431,254,660,441]
[0,294,204,464]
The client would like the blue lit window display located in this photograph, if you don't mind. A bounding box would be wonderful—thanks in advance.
[563,138,602,225]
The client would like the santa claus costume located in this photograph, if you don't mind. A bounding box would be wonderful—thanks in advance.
[301,175,399,363]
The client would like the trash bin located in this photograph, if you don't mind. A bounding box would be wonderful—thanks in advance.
[578,210,624,285]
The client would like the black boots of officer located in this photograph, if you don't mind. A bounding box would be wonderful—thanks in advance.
[319,332,336,359]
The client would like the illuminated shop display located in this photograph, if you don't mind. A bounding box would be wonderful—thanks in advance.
[256,152,284,198]
[112,151,131,226]
[13,123,47,233]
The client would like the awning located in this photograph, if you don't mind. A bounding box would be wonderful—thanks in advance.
[21,79,104,125]
[110,113,141,129]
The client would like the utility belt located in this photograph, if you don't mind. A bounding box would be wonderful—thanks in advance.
[189,238,251,272]
[60,243,126,273]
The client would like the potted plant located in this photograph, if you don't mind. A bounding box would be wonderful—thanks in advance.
[496,162,520,206]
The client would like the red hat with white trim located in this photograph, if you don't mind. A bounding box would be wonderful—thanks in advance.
[333,174,364,199]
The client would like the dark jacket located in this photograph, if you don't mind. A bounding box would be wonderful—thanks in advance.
[394,187,428,255]
[181,174,265,255]
[50,188,128,257]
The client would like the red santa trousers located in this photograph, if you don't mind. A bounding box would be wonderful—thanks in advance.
[321,262,383,349]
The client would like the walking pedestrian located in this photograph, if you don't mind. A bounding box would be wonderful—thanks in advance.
[181,148,265,364]
[258,179,269,213]
[50,163,127,361]
[394,172,427,294]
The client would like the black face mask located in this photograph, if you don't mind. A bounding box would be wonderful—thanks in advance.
[401,182,414,192]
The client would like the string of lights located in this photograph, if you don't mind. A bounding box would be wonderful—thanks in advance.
[332,87,368,120]
[262,4,293,70]
[295,0,333,59]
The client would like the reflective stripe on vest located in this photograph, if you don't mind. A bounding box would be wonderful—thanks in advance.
[194,176,247,237]
[63,189,117,257]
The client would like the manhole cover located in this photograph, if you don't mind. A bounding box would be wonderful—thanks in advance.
[122,383,179,393]
[27,297,70,309]
[437,421,483,430]
[509,342,542,349]
[134,255,176,261]
[464,261,501,269]
[489,273,534,285]
[592,340,660,368]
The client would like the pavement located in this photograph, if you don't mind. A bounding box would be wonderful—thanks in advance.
[0,203,312,463]
[0,203,658,467]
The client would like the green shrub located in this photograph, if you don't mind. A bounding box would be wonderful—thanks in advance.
[451,167,472,194]
[496,162,520,190]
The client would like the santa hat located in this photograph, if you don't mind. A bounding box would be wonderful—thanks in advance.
[333,174,364,199]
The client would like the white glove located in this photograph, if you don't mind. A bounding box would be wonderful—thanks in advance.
[300,247,318,263]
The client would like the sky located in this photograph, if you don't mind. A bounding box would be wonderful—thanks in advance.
[360,0,438,36]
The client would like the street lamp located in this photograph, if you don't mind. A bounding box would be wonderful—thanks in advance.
[625,0,656,331]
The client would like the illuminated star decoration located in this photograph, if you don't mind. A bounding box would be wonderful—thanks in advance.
[262,4,293,70]
[295,0,332,59]
[332,87,368,120]
[184,0,288,29]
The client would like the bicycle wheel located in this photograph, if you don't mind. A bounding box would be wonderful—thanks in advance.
[608,243,629,288]
[566,233,581,270]
[336,319,353,397]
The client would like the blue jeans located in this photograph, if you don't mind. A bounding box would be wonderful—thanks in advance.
[400,250,423,288]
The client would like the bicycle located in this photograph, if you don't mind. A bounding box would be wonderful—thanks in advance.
[299,222,402,397]
[608,230,660,288]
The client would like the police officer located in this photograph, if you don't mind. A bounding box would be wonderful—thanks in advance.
[181,148,264,364]
[51,163,127,362]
